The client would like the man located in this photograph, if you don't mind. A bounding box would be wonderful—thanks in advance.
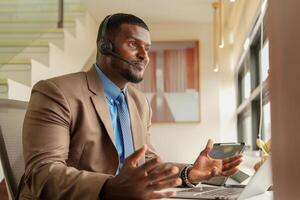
[19,13,242,199]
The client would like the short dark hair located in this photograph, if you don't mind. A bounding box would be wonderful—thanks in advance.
[96,13,149,43]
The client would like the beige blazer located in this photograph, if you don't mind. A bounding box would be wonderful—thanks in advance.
[19,66,157,199]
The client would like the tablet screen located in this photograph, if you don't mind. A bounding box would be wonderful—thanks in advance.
[209,143,245,159]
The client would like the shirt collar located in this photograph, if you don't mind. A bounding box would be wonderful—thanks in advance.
[95,64,126,103]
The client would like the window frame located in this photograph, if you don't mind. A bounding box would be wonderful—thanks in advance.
[235,8,270,150]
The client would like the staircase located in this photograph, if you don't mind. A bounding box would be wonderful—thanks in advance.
[0,0,98,102]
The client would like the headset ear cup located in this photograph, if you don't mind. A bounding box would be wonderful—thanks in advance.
[98,41,113,55]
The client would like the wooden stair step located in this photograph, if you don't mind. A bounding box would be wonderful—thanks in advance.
[0,56,31,64]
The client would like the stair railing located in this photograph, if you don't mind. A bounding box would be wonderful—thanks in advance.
[57,0,64,28]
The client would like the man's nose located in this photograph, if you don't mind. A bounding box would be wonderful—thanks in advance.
[137,47,148,61]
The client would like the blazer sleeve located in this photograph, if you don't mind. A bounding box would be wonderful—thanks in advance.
[144,97,158,162]
[21,80,111,200]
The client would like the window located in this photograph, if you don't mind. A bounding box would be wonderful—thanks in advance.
[236,14,270,150]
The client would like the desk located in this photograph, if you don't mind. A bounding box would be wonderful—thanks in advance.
[245,192,273,200]
[162,188,273,200]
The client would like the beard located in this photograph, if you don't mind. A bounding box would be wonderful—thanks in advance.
[120,68,144,83]
[111,59,146,83]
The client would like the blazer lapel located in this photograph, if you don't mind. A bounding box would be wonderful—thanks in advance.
[126,88,145,152]
[86,66,115,146]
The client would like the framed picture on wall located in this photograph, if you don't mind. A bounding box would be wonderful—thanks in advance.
[133,40,200,123]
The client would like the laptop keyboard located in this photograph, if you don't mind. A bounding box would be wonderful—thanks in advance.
[197,187,243,199]
[177,187,244,199]
[179,187,219,193]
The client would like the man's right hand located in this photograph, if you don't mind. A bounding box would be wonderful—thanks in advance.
[101,145,182,200]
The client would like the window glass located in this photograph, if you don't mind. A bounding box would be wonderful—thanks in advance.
[260,40,269,81]
[262,101,271,140]
[241,71,251,100]
[242,115,252,147]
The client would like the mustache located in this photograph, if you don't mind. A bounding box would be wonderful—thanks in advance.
[131,60,147,66]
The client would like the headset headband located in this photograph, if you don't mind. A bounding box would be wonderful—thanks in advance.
[101,15,112,42]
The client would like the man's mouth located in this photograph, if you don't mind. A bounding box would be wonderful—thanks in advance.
[131,61,145,70]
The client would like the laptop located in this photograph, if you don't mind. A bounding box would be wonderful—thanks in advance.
[173,157,272,200]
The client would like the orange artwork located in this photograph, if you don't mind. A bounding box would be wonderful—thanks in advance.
[133,41,200,123]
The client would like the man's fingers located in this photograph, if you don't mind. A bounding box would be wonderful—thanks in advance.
[149,190,177,199]
[194,139,214,163]
[221,167,239,176]
[222,157,243,171]
[201,139,214,155]
[124,145,147,167]
[148,177,182,191]
[138,156,161,175]
[148,165,179,183]
[223,154,243,165]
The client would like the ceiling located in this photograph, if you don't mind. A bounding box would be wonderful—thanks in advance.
[84,0,215,24]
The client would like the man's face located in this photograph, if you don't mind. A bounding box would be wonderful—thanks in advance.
[110,24,151,83]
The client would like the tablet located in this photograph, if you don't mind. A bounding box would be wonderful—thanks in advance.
[202,142,245,186]
[209,142,245,159]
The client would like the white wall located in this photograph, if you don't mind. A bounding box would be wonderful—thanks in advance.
[149,23,226,163]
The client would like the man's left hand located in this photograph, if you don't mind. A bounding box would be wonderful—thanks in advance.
[188,139,243,184]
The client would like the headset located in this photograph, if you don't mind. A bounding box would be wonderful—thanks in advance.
[98,15,114,55]
[97,14,134,65]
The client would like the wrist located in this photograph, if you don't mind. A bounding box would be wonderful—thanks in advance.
[187,167,198,184]
[180,165,197,188]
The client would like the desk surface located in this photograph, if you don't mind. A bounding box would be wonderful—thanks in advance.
[162,189,273,200]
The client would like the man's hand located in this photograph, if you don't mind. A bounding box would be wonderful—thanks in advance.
[188,139,243,184]
[101,145,182,200]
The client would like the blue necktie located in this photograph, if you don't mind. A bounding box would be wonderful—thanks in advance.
[116,91,134,159]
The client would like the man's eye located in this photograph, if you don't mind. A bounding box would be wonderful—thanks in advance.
[128,42,137,49]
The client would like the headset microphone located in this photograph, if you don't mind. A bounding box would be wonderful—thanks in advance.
[107,50,134,66]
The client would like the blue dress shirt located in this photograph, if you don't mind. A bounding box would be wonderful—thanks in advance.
[95,64,132,172]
